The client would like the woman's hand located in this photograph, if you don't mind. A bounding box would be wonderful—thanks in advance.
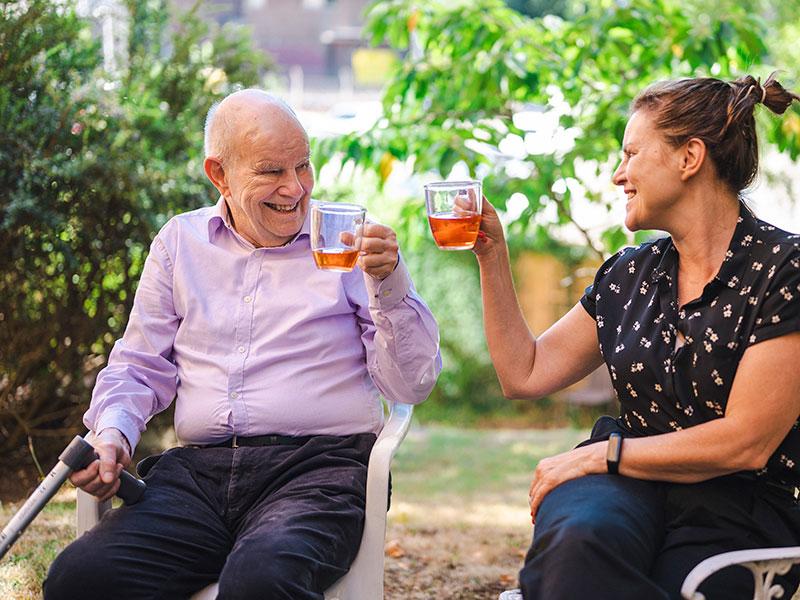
[471,197,507,260]
[528,441,607,524]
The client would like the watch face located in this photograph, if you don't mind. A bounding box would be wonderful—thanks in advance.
[606,433,622,474]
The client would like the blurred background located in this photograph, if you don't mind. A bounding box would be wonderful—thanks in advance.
[1,0,799,597]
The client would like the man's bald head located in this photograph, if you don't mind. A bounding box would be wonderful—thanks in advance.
[203,89,305,165]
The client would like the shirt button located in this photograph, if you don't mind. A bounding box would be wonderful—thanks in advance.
[230,392,238,399]
[243,295,252,303]
[238,346,245,353]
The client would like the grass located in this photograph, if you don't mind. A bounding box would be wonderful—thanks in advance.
[0,424,585,599]
[0,489,76,600]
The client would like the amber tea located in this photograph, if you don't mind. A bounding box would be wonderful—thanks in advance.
[312,248,360,271]
[428,212,481,250]
[310,202,366,272]
[424,181,482,250]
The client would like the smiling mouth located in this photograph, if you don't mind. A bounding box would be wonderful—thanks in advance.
[263,201,299,213]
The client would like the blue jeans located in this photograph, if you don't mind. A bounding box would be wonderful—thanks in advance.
[520,422,800,599]
[45,433,375,600]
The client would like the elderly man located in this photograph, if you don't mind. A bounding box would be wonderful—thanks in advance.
[44,89,441,599]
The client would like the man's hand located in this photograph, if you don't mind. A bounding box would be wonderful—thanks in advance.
[358,223,399,280]
[68,428,132,502]
[528,442,606,524]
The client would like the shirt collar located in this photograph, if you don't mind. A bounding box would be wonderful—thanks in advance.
[712,200,757,290]
[206,196,230,242]
[206,196,311,247]
[649,200,756,290]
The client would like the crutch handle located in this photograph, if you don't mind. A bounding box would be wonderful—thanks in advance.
[60,435,146,505]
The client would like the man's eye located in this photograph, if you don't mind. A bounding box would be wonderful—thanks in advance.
[297,162,310,170]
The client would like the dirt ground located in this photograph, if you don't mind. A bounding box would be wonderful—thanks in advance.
[384,504,530,600]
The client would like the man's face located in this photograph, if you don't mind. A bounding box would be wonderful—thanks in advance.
[222,114,313,248]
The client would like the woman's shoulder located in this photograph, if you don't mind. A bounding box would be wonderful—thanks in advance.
[596,236,671,278]
[749,215,800,259]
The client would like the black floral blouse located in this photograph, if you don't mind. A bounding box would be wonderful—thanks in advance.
[581,201,800,486]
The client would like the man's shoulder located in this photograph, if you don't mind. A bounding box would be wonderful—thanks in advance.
[155,204,218,246]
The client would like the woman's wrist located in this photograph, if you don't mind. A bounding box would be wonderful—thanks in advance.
[590,441,609,475]
[475,243,509,268]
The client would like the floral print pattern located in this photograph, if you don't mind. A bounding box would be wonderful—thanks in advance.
[581,202,800,485]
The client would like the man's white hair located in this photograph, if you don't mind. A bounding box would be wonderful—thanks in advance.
[203,90,298,163]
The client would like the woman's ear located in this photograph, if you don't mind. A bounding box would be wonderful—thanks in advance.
[204,156,229,197]
[679,137,707,181]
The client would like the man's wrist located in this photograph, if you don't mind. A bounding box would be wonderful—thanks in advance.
[99,427,132,457]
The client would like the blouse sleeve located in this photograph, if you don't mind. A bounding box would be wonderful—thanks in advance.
[580,248,628,320]
[746,246,800,347]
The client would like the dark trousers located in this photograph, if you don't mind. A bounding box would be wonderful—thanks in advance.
[44,433,376,600]
[519,471,800,600]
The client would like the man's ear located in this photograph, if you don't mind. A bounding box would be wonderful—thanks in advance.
[679,137,707,181]
[204,157,229,197]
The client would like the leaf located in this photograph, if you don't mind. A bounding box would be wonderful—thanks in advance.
[385,539,406,558]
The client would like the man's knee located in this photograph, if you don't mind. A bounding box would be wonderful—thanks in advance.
[44,538,113,600]
[218,544,333,600]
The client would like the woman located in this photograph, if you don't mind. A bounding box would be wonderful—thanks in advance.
[474,74,800,599]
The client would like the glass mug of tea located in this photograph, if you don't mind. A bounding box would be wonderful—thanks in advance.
[310,202,366,272]
[424,180,482,250]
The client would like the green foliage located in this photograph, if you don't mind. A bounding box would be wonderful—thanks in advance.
[0,0,270,457]
[505,0,570,19]
[311,0,800,419]
[317,0,799,256]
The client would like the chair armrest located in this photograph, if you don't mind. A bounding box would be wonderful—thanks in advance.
[681,547,800,600]
[324,401,413,600]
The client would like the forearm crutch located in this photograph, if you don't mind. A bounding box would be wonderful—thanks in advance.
[0,435,146,559]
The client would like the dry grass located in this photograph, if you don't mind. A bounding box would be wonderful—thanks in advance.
[0,488,76,600]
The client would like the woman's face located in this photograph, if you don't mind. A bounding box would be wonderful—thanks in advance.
[612,110,685,232]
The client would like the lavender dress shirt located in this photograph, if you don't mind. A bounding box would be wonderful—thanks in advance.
[85,198,442,451]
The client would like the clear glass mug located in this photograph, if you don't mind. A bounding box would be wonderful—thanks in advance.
[424,180,482,250]
[310,202,367,272]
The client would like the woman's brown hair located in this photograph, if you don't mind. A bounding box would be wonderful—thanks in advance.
[631,73,800,192]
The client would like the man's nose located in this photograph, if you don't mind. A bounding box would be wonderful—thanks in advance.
[611,162,625,186]
[279,170,304,197]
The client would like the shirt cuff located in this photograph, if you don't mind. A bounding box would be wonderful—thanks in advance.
[91,410,141,455]
[365,256,412,310]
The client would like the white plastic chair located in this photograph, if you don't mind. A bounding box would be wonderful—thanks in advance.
[498,548,800,600]
[77,401,414,600]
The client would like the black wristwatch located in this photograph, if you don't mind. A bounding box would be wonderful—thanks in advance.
[606,432,623,475]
